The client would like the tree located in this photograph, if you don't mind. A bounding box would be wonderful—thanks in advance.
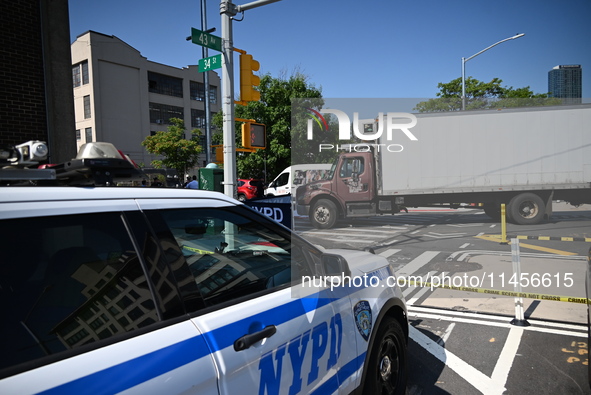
[414,77,558,112]
[213,71,335,182]
[141,118,202,177]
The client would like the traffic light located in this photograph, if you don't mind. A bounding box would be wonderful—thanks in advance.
[239,53,260,102]
[241,122,266,149]
[215,146,223,163]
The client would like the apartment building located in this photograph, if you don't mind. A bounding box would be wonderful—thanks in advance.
[71,31,221,168]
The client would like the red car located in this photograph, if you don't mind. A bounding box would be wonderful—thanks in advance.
[237,179,264,201]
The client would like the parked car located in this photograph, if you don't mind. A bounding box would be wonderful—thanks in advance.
[237,178,264,201]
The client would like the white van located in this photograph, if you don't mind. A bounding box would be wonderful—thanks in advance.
[264,164,332,197]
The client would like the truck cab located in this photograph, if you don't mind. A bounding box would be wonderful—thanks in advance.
[297,150,402,229]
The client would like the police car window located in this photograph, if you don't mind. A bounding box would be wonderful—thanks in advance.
[0,213,156,373]
[158,207,303,307]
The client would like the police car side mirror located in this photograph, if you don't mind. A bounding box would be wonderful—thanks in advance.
[322,253,351,278]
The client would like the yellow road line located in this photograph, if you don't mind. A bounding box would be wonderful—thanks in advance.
[475,234,578,256]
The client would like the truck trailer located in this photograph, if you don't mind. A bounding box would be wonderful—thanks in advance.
[296,104,591,229]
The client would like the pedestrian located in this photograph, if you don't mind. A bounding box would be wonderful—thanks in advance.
[183,176,191,188]
[185,175,199,189]
[151,177,163,187]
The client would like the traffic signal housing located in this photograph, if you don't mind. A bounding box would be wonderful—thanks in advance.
[241,122,266,149]
[239,53,260,102]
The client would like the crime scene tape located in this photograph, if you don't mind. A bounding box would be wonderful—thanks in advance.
[406,280,591,305]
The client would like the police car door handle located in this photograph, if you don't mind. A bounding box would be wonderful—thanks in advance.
[233,325,277,351]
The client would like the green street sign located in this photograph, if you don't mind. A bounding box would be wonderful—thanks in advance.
[199,54,222,72]
[191,28,222,52]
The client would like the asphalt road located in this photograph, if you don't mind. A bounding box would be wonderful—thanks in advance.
[295,202,591,394]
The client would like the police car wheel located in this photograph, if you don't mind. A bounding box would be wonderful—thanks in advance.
[364,317,407,395]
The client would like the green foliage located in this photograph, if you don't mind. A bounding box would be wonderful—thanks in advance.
[141,118,202,177]
[213,72,334,182]
[414,77,559,112]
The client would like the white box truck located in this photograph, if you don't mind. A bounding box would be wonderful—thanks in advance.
[296,105,591,228]
[265,164,332,197]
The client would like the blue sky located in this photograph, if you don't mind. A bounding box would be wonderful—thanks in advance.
[69,0,590,99]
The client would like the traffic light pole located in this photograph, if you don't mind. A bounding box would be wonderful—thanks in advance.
[220,0,237,198]
[220,0,281,199]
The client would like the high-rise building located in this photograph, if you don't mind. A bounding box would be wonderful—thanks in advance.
[548,65,582,104]
[71,31,221,169]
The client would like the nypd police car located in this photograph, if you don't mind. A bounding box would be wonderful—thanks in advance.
[0,143,408,395]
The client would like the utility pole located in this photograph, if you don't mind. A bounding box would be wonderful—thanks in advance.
[201,0,212,165]
[219,0,281,199]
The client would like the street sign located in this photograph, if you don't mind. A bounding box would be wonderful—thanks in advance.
[191,27,222,52]
[199,54,222,72]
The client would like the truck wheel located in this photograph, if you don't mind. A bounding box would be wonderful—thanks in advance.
[363,316,407,395]
[507,193,545,225]
[310,199,337,229]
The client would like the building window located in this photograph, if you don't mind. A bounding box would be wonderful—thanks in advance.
[208,85,218,104]
[190,81,205,101]
[85,127,93,143]
[83,96,91,119]
[82,61,89,85]
[72,60,89,88]
[148,72,183,98]
[149,103,184,125]
[190,81,217,104]
[76,129,81,141]
[191,109,206,128]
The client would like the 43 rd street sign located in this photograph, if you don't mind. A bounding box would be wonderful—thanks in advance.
[191,27,222,52]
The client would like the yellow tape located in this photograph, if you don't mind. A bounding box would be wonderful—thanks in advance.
[406,280,591,305]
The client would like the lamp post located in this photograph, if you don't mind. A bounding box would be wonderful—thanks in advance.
[461,33,525,110]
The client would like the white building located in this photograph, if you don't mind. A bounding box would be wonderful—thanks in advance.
[71,30,221,169]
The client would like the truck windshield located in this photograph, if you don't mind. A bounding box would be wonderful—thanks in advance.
[326,159,338,180]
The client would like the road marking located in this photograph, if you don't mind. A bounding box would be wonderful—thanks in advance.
[475,234,578,256]
[423,232,467,239]
[437,322,455,346]
[408,305,586,331]
[410,326,501,394]
[409,307,587,337]
[378,249,400,258]
[459,243,470,249]
[448,249,585,262]
[396,251,439,278]
[405,270,440,304]
[490,326,524,393]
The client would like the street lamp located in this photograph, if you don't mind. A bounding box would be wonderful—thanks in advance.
[461,33,525,110]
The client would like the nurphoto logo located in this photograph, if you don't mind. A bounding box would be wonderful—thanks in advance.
[305,108,418,152]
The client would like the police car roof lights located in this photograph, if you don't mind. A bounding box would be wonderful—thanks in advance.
[52,142,143,186]
[0,141,143,186]
[0,141,55,183]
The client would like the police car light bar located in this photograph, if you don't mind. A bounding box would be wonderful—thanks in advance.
[53,142,143,186]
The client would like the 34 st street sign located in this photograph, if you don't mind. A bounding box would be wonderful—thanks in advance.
[191,27,222,52]
[199,54,222,72]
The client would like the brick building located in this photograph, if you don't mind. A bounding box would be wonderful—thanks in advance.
[0,0,76,163]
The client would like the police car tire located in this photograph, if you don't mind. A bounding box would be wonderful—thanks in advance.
[363,316,407,395]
